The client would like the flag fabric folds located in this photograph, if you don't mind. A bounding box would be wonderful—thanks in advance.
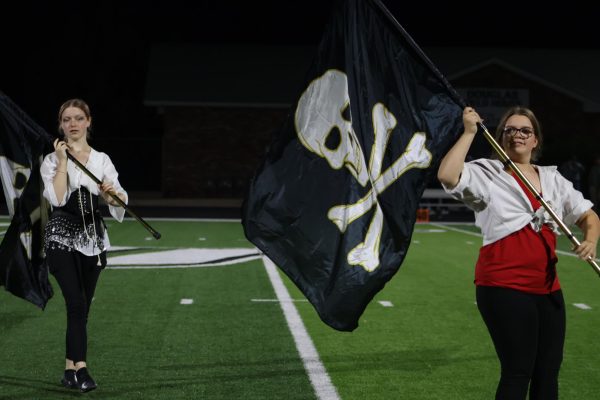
[242,0,463,331]
[0,92,53,309]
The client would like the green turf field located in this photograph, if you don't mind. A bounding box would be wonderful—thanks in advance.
[0,218,599,399]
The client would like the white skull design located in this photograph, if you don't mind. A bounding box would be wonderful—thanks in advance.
[295,69,368,186]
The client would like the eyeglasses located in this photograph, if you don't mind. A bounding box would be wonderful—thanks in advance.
[503,126,534,138]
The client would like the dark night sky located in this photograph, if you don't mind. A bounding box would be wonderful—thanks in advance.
[0,0,598,190]
[2,0,597,124]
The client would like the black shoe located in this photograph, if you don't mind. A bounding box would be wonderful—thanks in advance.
[75,367,97,393]
[60,369,77,389]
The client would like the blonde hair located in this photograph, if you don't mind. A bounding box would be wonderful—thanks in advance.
[57,98,92,138]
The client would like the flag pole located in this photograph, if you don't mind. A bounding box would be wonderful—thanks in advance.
[370,0,600,276]
[0,92,161,240]
[66,152,161,240]
[477,124,600,275]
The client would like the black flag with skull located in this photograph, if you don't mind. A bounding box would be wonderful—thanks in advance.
[242,0,463,331]
[0,91,53,309]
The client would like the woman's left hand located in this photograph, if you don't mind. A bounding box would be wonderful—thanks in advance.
[574,240,597,260]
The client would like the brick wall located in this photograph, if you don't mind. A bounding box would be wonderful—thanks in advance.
[160,66,600,199]
[162,106,287,197]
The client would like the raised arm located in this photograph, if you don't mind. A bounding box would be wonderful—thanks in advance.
[437,107,482,189]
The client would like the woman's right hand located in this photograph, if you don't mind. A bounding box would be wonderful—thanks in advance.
[463,107,482,135]
[53,138,69,162]
[437,107,482,188]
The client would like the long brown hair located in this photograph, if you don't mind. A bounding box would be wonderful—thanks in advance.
[493,106,543,162]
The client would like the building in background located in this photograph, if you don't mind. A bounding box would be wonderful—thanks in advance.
[144,45,600,200]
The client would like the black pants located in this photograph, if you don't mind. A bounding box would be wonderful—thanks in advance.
[47,247,103,363]
[476,286,565,400]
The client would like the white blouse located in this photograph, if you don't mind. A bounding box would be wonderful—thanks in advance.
[442,158,593,245]
[40,148,128,255]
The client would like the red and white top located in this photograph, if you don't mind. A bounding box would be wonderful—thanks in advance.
[475,172,559,294]
[443,158,593,294]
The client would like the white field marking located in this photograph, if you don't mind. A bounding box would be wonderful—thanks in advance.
[556,249,599,263]
[251,298,309,303]
[573,303,592,310]
[123,217,241,223]
[107,259,262,270]
[0,222,9,227]
[432,223,598,262]
[180,298,194,305]
[262,256,340,400]
[413,228,447,233]
[378,300,393,307]
[106,248,262,269]
[413,240,420,244]
[430,223,482,238]
[109,246,145,251]
[466,241,474,245]
[198,237,207,241]
[145,237,153,241]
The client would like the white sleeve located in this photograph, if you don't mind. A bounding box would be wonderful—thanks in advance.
[40,153,69,207]
[556,172,594,226]
[441,160,494,212]
[102,154,128,222]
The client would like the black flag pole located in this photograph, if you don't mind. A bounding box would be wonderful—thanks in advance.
[0,91,161,240]
[371,0,600,277]
[66,152,161,240]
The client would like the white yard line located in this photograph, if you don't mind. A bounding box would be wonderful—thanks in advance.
[262,256,340,400]
[123,217,241,223]
[106,255,262,269]
[429,222,482,238]
[430,223,598,262]
[251,298,308,303]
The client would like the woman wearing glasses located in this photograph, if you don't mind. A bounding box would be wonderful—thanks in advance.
[437,106,599,400]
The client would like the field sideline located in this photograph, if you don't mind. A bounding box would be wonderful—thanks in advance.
[0,217,599,399]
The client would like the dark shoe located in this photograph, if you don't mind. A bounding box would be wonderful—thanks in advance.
[60,369,77,389]
[75,367,97,393]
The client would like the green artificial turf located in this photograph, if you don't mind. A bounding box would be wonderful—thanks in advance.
[0,219,598,399]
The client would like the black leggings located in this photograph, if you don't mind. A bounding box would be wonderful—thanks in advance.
[476,286,565,400]
[47,247,103,363]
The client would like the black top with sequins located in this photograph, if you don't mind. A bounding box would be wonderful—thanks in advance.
[44,186,106,253]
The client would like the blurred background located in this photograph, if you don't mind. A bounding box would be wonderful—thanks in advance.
[1,0,599,217]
